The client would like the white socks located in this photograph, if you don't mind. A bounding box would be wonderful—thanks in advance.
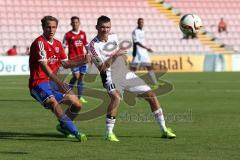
[106,117,116,134]
[153,108,167,132]
[105,109,166,134]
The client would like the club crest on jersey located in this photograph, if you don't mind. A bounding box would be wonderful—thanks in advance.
[80,34,84,39]
[55,47,59,53]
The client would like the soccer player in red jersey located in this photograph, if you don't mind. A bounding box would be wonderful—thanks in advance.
[29,16,90,141]
[63,16,88,103]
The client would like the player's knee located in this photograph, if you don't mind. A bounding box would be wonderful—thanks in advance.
[78,74,84,81]
[149,91,156,97]
[44,97,58,110]
[144,91,156,101]
[145,91,156,97]
[111,93,121,104]
[73,102,82,111]
[75,74,80,80]
[65,94,83,109]
[70,98,82,111]
[70,103,81,113]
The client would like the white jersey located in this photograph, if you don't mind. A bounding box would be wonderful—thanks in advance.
[132,28,151,65]
[89,34,119,90]
[132,28,145,44]
[89,34,151,94]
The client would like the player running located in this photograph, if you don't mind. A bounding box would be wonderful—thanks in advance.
[29,16,90,141]
[63,16,88,103]
[89,15,176,142]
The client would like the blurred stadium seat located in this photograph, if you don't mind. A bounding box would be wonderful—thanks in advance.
[165,0,240,51]
[0,0,220,55]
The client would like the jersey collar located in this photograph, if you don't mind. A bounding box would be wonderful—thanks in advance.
[71,30,80,35]
[42,35,54,45]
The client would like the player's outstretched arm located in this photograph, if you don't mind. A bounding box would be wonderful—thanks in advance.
[98,49,127,73]
[61,54,91,69]
[134,42,153,53]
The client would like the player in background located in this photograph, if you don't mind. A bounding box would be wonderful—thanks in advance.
[89,15,176,142]
[63,16,88,103]
[131,18,159,89]
[29,16,90,141]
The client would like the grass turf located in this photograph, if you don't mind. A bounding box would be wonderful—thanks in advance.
[0,72,239,160]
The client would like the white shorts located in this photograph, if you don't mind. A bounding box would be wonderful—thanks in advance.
[105,71,151,95]
[131,49,151,67]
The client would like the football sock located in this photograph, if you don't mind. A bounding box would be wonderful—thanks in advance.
[59,114,79,135]
[69,77,77,89]
[77,80,84,99]
[106,115,116,134]
[148,70,158,84]
[153,108,167,132]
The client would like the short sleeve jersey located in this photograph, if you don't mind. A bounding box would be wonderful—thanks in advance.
[89,34,119,85]
[132,28,148,56]
[62,30,88,60]
[132,28,145,44]
[89,34,119,68]
[29,35,67,89]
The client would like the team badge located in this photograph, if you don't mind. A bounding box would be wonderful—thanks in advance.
[80,35,84,39]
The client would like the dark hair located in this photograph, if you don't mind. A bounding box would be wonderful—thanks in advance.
[71,16,80,22]
[41,16,58,28]
[97,15,111,26]
[137,18,144,22]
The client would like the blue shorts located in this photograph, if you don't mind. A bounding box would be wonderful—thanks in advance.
[71,64,88,74]
[31,81,65,109]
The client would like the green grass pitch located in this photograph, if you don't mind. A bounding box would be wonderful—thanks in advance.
[0,72,239,160]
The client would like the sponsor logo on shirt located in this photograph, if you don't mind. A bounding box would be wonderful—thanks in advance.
[74,40,83,46]
[48,55,58,64]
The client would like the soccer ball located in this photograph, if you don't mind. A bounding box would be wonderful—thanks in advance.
[179,14,203,35]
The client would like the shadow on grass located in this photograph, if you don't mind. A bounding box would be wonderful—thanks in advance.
[0,151,28,155]
[88,134,164,139]
[0,99,35,102]
[85,134,103,138]
[0,131,72,142]
[117,135,161,138]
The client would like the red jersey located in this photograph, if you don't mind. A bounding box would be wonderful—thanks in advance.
[63,30,88,60]
[29,35,68,89]
[219,20,226,28]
